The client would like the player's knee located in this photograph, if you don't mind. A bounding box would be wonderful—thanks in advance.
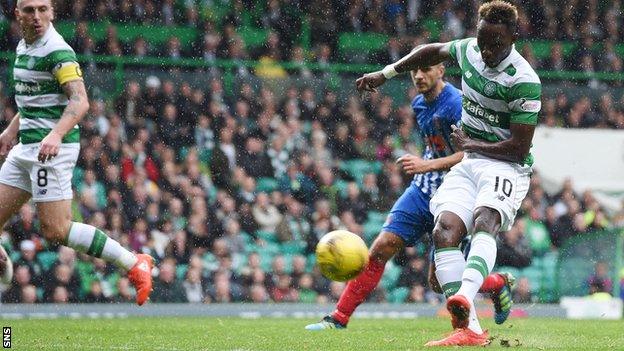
[473,207,501,234]
[432,217,463,248]
[40,219,72,244]
[369,232,402,263]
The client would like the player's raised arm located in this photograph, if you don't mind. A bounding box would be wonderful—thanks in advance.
[37,74,89,163]
[356,43,451,93]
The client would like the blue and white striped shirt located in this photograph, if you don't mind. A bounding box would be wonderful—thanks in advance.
[411,83,463,198]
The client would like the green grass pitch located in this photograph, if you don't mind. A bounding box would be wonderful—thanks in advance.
[6,316,623,350]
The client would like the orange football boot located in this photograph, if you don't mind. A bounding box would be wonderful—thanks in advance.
[425,328,489,347]
[128,254,154,306]
[446,294,471,329]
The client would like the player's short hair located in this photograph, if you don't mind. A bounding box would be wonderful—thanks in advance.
[478,1,518,34]
[16,0,53,7]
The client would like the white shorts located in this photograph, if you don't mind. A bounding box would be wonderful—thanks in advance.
[0,143,80,202]
[430,153,531,232]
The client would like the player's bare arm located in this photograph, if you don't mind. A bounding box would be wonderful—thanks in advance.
[38,80,89,163]
[450,123,535,164]
[396,151,463,175]
[0,114,21,157]
[356,43,451,93]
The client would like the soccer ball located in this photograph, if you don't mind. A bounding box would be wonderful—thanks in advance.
[316,230,369,282]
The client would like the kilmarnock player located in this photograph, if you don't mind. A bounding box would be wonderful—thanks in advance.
[307,60,513,330]
[0,0,153,305]
[356,1,540,346]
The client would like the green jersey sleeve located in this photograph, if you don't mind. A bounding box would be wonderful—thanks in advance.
[508,82,542,125]
[447,38,474,69]
[44,50,78,72]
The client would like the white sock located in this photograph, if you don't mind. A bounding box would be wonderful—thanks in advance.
[435,247,483,334]
[433,248,465,298]
[457,232,498,301]
[67,222,138,270]
[467,299,482,333]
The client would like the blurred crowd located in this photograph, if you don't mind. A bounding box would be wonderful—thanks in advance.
[1,0,623,79]
[1,69,623,304]
[0,0,622,304]
[1,0,620,42]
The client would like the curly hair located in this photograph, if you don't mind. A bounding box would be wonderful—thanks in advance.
[478,1,519,33]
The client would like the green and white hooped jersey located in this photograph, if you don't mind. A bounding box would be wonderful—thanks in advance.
[13,24,81,144]
[448,38,541,166]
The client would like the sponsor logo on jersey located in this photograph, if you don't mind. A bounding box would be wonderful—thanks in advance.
[462,98,500,125]
[14,82,40,94]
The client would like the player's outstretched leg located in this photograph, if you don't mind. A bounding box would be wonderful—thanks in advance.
[37,201,154,305]
[429,209,499,346]
[431,263,516,325]
[305,232,403,330]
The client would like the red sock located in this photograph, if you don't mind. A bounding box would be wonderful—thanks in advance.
[480,273,505,293]
[332,257,385,326]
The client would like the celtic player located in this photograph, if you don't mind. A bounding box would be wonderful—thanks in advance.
[0,0,153,305]
[356,1,540,346]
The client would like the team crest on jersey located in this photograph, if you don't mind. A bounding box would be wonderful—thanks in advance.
[483,82,496,96]
[27,57,36,69]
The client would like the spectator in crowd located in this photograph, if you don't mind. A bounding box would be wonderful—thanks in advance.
[44,264,81,303]
[397,256,428,289]
[297,274,318,303]
[1,266,32,303]
[85,281,111,303]
[587,262,613,294]
[513,277,533,303]
[114,277,135,303]
[252,193,282,233]
[182,267,205,303]
[276,200,313,252]
[152,259,187,302]
[207,270,244,303]
[271,275,298,302]
[249,284,271,303]
[14,240,43,286]
[20,285,38,304]
[496,219,532,269]
[8,205,39,248]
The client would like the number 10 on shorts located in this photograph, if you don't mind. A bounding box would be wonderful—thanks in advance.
[494,176,513,198]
